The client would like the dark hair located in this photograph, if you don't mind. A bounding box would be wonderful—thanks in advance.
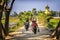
[26,18,29,22]
[32,20,36,23]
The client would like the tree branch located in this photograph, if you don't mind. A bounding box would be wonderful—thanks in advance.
[9,0,15,12]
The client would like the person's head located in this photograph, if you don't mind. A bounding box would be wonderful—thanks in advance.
[32,18,36,21]
[32,20,36,23]
[0,0,2,3]
[26,18,29,22]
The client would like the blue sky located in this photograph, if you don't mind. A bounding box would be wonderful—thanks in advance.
[11,0,60,14]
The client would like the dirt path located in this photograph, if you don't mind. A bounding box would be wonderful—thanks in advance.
[5,25,56,40]
[5,18,56,40]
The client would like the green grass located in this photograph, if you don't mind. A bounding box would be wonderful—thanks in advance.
[2,17,24,32]
[2,17,19,23]
[9,22,24,32]
[9,19,24,32]
[9,26,20,32]
[9,19,19,23]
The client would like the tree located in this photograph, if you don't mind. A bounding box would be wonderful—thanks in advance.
[51,11,56,17]
[0,0,15,39]
[32,8,37,16]
[59,11,60,17]
[0,0,5,39]
[14,12,18,16]
[38,10,42,13]
[38,12,47,25]
[4,0,15,36]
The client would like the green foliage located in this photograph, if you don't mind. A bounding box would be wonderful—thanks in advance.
[18,11,33,26]
[32,8,37,16]
[46,19,59,28]
[16,22,19,26]
[38,12,47,24]
[38,12,59,28]
[47,22,54,28]
[49,19,59,28]
[9,26,19,32]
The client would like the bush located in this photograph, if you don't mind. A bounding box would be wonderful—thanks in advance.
[47,19,59,28]
[47,22,54,28]
[17,22,20,26]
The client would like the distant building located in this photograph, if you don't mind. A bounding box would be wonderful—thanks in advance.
[45,5,51,15]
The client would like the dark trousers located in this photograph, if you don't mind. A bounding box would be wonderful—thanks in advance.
[25,25,29,31]
[33,27,37,34]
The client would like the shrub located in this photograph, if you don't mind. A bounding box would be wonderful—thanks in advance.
[47,19,59,28]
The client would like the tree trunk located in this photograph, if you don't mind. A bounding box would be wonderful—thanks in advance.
[4,0,15,36]
[5,12,10,36]
[0,11,5,40]
[0,13,4,39]
[0,0,5,39]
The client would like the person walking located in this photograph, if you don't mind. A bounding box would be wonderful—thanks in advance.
[31,19,39,34]
[24,18,30,31]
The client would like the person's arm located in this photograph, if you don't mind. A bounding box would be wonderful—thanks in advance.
[36,23,38,27]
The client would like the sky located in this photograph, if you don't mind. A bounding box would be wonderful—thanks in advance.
[11,0,60,14]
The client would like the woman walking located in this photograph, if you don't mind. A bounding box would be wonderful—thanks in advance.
[31,19,39,34]
[24,18,29,31]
